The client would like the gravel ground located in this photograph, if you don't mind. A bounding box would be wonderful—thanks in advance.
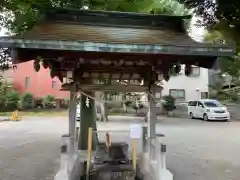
[156,118,240,180]
[0,116,240,180]
[0,117,68,180]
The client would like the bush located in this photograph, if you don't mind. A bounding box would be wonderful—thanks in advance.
[21,92,34,109]
[229,92,239,102]
[162,95,176,113]
[5,91,20,111]
[43,95,55,108]
[35,98,44,108]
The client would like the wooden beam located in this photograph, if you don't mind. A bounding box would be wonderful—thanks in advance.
[61,83,162,92]
[72,73,143,81]
[74,65,148,73]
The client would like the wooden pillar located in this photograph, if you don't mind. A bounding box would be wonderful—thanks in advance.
[142,126,148,153]
[69,91,77,156]
[79,91,98,150]
[67,90,77,172]
[148,86,156,158]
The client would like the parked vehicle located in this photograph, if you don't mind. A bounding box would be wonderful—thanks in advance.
[188,99,230,121]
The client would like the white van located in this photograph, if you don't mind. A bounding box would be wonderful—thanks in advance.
[188,99,230,121]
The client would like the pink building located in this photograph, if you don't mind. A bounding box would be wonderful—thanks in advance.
[4,60,69,99]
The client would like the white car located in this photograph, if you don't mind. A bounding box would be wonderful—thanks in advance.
[188,99,230,121]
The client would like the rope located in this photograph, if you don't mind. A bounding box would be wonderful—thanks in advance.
[147,92,157,104]
[78,90,102,103]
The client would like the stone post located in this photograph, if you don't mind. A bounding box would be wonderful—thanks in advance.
[148,86,157,159]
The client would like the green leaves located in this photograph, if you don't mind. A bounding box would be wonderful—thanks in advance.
[219,57,240,77]
[205,30,240,81]
[21,92,34,109]
[150,0,190,15]
[0,0,191,35]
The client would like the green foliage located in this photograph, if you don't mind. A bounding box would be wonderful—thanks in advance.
[33,61,41,72]
[0,81,11,110]
[229,91,239,102]
[0,0,190,36]
[162,95,176,112]
[205,31,240,79]
[5,91,20,111]
[21,92,34,109]
[209,73,229,101]
[43,95,55,108]
[179,0,240,56]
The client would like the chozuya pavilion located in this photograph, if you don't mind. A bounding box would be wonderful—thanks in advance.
[0,6,235,180]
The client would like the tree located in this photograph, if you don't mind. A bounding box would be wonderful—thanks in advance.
[178,1,240,91]
[205,30,240,101]
[177,0,240,49]
[208,72,229,101]
[205,30,239,76]
[180,0,240,90]
[0,0,190,36]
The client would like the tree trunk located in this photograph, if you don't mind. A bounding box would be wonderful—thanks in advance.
[79,92,98,150]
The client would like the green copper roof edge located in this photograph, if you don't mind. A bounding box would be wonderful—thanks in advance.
[0,37,235,57]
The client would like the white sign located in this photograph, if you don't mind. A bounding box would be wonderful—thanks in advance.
[130,124,141,139]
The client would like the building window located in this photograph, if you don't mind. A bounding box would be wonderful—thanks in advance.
[190,67,200,76]
[169,89,185,100]
[188,101,197,106]
[52,80,57,89]
[25,77,30,88]
[201,92,208,99]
